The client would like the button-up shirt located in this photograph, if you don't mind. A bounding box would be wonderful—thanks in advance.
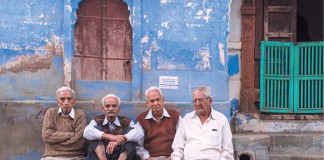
[83,116,142,143]
[136,108,182,159]
[171,109,234,160]
[58,107,75,119]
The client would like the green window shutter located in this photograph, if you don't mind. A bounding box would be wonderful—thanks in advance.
[260,41,294,113]
[260,41,324,114]
[294,42,324,113]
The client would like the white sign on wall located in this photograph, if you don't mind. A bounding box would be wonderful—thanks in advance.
[159,76,178,89]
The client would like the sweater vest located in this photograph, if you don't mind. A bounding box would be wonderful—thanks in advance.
[136,109,180,157]
[94,115,131,135]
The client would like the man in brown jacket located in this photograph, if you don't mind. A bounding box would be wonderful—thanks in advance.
[136,86,182,160]
[42,86,86,160]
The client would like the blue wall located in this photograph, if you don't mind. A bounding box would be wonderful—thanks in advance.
[0,0,232,159]
[127,0,231,102]
[0,1,65,101]
[0,0,232,104]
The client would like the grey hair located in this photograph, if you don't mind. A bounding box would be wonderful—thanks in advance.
[101,94,121,106]
[145,86,163,100]
[193,86,211,98]
[56,86,75,99]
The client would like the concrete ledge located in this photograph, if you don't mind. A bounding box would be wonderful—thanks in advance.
[233,134,270,160]
[235,113,324,133]
[270,152,324,160]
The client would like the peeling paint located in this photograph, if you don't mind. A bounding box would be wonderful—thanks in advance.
[132,55,138,64]
[158,63,187,70]
[0,34,63,74]
[63,59,71,86]
[161,21,169,29]
[202,8,212,23]
[197,10,203,15]
[143,39,160,70]
[160,0,169,4]
[219,42,225,66]
[141,35,149,43]
[195,8,212,23]
[143,56,151,70]
[186,2,193,7]
[230,98,239,117]
[194,49,210,71]
[0,53,52,74]
[65,5,72,13]
[158,31,163,38]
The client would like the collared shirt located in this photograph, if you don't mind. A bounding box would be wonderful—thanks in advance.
[171,109,234,160]
[83,116,142,143]
[58,107,75,119]
[136,108,182,159]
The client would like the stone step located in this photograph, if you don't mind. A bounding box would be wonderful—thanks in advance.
[270,151,324,160]
[233,133,324,160]
[270,133,324,154]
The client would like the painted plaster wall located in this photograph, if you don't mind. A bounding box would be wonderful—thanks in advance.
[227,0,241,117]
[134,0,231,102]
[0,0,65,101]
[76,0,234,115]
[0,0,234,159]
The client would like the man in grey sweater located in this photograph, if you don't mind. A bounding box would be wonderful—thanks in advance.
[42,86,86,160]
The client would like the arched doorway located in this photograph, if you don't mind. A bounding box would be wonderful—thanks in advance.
[74,0,132,81]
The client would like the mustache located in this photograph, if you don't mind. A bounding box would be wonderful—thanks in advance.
[106,110,116,114]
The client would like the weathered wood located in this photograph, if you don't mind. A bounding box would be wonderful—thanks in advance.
[74,0,132,81]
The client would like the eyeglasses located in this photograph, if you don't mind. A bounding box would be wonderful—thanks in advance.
[148,98,161,104]
[104,104,118,108]
[192,97,209,104]
[59,97,73,102]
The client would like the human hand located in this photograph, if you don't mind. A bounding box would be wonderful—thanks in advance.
[111,135,126,145]
[106,141,118,154]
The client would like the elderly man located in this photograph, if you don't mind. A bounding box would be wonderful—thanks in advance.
[83,94,142,160]
[42,86,86,160]
[171,86,234,160]
[136,86,182,160]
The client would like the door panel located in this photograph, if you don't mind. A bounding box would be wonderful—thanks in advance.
[264,0,296,41]
[74,0,132,81]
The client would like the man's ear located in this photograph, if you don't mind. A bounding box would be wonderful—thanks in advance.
[56,97,60,103]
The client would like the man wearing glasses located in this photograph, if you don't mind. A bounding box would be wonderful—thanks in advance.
[83,94,142,160]
[42,86,87,160]
[171,86,234,160]
[136,86,182,160]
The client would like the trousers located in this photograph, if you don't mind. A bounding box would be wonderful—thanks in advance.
[86,127,138,160]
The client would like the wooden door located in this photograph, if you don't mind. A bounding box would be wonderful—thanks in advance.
[264,0,296,42]
[74,0,132,81]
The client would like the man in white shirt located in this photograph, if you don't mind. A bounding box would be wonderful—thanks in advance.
[83,94,142,160]
[171,86,234,160]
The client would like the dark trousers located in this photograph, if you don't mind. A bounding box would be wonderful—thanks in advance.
[86,127,138,160]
